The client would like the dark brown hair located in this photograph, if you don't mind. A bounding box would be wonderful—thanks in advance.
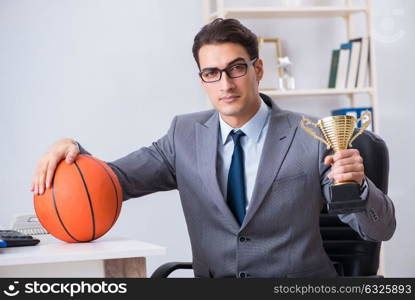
[192,18,258,69]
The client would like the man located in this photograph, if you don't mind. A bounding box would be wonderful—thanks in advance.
[32,18,396,278]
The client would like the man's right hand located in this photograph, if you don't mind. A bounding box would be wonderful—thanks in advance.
[31,138,80,195]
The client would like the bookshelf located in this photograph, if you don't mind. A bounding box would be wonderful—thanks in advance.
[262,87,374,97]
[207,6,368,19]
[202,0,379,132]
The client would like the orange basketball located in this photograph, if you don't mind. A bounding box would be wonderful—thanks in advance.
[34,154,123,243]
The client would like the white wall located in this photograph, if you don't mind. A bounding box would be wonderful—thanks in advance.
[371,0,415,278]
[0,0,205,277]
[0,0,413,277]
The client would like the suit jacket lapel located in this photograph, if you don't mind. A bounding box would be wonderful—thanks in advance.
[241,97,299,231]
[195,112,240,232]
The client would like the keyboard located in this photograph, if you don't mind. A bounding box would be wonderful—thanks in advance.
[0,230,40,247]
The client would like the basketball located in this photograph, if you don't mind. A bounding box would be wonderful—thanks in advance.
[34,154,123,243]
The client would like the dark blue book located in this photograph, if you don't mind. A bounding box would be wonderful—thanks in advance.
[328,49,340,88]
[335,42,352,88]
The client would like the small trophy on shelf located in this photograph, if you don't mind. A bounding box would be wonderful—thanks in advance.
[277,56,295,90]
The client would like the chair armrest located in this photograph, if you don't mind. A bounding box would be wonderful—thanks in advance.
[348,275,384,278]
[151,262,193,278]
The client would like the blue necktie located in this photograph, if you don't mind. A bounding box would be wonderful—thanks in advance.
[227,130,246,226]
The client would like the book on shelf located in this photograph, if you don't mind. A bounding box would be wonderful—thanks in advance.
[346,38,362,89]
[335,42,352,89]
[328,49,340,88]
[328,37,370,89]
[357,37,370,88]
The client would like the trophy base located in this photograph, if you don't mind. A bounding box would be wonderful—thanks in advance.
[328,183,367,214]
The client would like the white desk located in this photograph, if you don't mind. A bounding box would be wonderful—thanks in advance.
[0,235,166,277]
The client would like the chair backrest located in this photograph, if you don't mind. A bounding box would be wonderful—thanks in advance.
[320,130,389,276]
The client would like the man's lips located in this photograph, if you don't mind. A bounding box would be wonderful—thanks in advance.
[220,95,240,103]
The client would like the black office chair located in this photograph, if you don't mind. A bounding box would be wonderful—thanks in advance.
[319,130,388,277]
[151,131,389,278]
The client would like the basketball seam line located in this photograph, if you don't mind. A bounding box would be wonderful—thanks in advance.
[86,156,120,229]
[74,161,96,241]
[52,176,82,243]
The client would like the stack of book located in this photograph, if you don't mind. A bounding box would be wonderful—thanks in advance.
[328,37,370,89]
[331,107,374,131]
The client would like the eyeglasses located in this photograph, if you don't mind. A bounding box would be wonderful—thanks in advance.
[199,58,258,83]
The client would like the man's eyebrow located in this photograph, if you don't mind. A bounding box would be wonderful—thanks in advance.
[201,57,246,71]
[226,57,246,66]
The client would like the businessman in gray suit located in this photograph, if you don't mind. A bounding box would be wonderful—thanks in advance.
[32,18,396,278]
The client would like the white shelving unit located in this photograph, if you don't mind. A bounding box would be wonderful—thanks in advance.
[207,6,368,19]
[202,0,379,132]
[262,87,374,97]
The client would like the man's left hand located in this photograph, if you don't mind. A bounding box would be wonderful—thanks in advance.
[324,149,365,185]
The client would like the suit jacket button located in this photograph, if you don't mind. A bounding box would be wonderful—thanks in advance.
[239,236,246,242]
[239,272,247,278]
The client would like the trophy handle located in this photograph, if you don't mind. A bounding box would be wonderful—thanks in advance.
[300,116,331,149]
[349,111,372,147]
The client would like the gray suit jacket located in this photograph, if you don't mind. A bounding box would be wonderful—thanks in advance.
[79,94,396,278]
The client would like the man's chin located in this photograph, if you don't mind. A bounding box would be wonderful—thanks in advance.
[212,97,250,117]
[217,108,242,118]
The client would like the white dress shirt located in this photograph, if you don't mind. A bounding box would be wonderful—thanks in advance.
[217,97,271,211]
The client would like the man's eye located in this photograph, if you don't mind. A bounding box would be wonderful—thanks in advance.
[230,64,244,71]
[204,70,219,78]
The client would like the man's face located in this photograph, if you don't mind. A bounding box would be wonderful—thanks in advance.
[198,43,263,122]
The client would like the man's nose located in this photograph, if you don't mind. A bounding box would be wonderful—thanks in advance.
[219,71,236,91]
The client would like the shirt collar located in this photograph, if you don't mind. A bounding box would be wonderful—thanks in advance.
[219,96,271,145]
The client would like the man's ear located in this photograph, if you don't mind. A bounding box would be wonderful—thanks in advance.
[254,58,264,82]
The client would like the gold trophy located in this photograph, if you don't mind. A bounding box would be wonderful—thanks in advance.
[300,111,371,214]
